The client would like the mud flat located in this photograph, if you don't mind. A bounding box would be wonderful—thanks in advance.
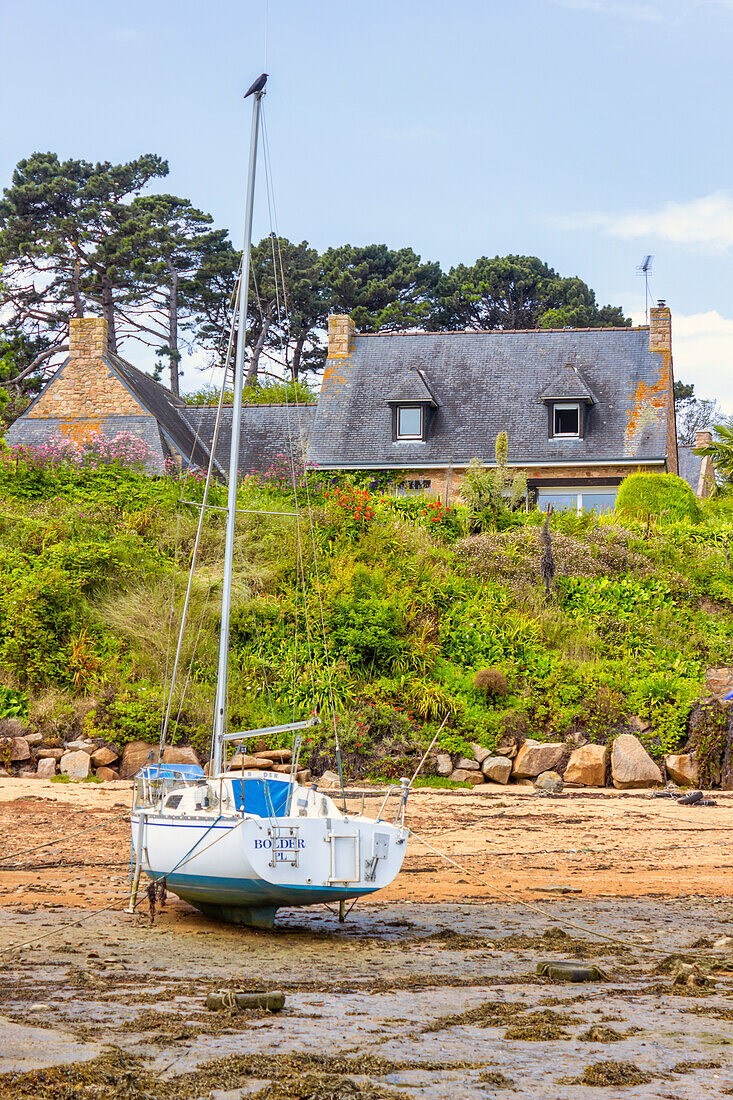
[2,779,733,1097]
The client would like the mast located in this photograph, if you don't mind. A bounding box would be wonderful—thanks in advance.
[211,76,267,775]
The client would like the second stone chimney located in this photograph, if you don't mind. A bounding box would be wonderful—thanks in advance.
[327,314,355,358]
[69,315,109,358]
[648,300,678,476]
[649,300,671,355]
[694,429,713,448]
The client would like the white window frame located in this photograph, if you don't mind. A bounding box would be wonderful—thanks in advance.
[553,402,581,438]
[396,405,424,440]
[537,487,618,516]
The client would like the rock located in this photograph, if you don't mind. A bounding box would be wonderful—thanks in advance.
[25,732,43,746]
[456,756,480,771]
[60,750,91,780]
[36,757,57,779]
[495,738,518,759]
[481,756,513,784]
[0,767,8,778]
[120,741,158,778]
[564,744,607,788]
[1,737,30,762]
[37,748,64,761]
[714,936,733,951]
[19,766,36,777]
[534,770,564,793]
[512,778,535,787]
[665,752,698,787]
[91,746,119,768]
[255,748,292,763]
[319,770,341,790]
[611,734,662,790]
[272,764,293,774]
[512,740,565,778]
[95,767,120,782]
[436,753,453,777]
[162,745,200,766]
[706,666,733,698]
[296,769,312,784]
[66,739,95,753]
[230,754,273,770]
[451,768,485,786]
[470,743,492,765]
[628,716,651,734]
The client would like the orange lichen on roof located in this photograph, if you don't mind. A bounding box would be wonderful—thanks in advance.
[321,362,349,398]
[626,348,669,450]
[58,418,102,444]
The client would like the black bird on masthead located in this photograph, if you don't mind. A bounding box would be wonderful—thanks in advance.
[244,73,268,98]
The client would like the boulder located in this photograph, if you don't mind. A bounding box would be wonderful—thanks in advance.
[255,748,292,763]
[0,718,25,738]
[451,769,485,786]
[162,745,200,766]
[495,738,518,759]
[36,757,57,779]
[25,732,43,746]
[91,746,119,768]
[119,741,158,779]
[564,744,607,788]
[456,756,480,771]
[665,752,698,788]
[481,756,513,784]
[60,750,91,780]
[37,748,64,761]
[319,770,341,790]
[534,770,563,793]
[1,737,30,762]
[297,769,312,784]
[66,739,95,754]
[436,753,453,777]
[706,667,733,697]
[512,740,565,779]
[611,734,662,789]
[230,754,272,770]
[628,716,651,734]
[95,767,120,782]
[470,743,492,765]
[272,764,293,774]
[19,766,36,777]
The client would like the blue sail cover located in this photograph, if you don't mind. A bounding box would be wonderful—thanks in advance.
[231,776,293,817]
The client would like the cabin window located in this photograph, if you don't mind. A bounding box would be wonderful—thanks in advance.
[165,794,183,809]
[553,403,580,437]
[396,405,424,440]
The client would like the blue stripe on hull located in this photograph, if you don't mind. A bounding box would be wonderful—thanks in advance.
[152,870,379,907]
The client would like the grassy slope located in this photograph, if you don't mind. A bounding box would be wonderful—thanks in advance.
[0,462,732,778]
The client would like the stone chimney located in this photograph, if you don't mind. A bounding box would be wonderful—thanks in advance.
[327,314,355,358]
[649,300,678,476]
[694,429,713,448]
[69,315,108,357]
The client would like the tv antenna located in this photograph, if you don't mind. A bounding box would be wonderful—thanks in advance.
[636,255,653,324]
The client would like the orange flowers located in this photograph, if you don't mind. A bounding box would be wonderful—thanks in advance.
[325,485,375,529]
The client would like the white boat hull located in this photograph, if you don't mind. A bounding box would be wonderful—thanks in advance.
[132,810,408,927]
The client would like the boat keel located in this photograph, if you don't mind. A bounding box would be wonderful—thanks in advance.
[194,901,278,929]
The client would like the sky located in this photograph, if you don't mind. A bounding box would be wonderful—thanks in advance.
[1,0,732,410]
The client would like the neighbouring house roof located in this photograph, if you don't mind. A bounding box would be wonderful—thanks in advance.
[309,328,670,469]
[185,404,316,478]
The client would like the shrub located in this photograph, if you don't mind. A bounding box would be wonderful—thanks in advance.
[615,473,702,524]
[474,668,509,698]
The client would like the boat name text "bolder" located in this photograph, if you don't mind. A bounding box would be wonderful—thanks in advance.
[254,838,306,850]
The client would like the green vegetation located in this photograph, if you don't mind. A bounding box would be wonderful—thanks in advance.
[615,472,702,525]
[0,455,731,775]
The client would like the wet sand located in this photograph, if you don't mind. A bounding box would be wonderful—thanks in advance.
[2,779,733,1098]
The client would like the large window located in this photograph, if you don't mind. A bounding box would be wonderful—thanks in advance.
[537,488,618,515]
[396,405,423,440]
[553,403,580,437]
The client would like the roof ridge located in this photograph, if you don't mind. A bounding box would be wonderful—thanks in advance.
[356,327,645,337]
[104,352,185,406]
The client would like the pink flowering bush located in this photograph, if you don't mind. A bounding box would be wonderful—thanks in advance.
[10,431,151,471]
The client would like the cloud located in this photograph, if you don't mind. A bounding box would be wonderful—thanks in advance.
[637,310,733,413]
[554,192,733,252]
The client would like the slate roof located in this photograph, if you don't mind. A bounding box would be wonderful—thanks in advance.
[309,327,670,469]
[384,368,441,407]
[185,404,316,478]
[678,445,704,494]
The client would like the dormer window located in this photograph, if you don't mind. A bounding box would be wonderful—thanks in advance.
[396,405,424,440]
[553,403,580,438]
[540,366,598,442]
[385,367,441,444]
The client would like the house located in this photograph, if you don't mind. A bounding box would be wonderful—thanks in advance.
[4,305,715,508]
[307,302,705,510]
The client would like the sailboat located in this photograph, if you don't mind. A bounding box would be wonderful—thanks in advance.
[128,76,410,929]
